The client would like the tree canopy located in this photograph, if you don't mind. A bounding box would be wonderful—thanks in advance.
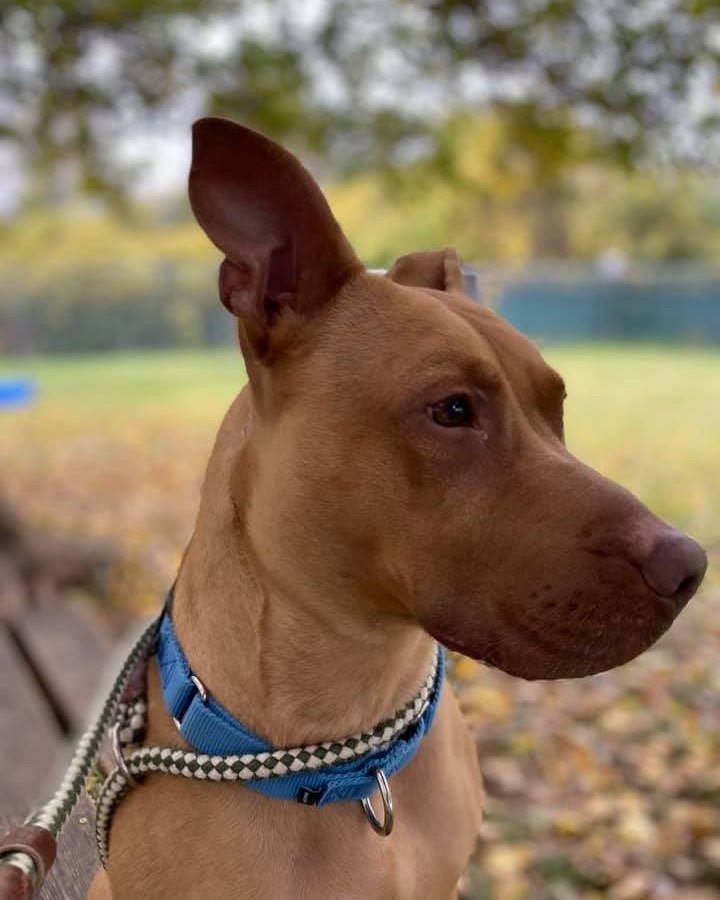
[1,0,719,207]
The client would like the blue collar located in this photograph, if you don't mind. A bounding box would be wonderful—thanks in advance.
[155,605,444,807]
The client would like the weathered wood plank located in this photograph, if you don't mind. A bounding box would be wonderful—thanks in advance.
[15,607,111,733]
[0,628,61,811]
[0,625,98,895]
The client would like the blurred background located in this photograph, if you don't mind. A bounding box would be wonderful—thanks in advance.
[1,2,720,898]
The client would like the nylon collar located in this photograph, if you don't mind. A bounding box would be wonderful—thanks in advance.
[156,602,444,807]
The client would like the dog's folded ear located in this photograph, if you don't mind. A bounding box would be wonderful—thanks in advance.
[386,248,464,293]
[189,117,361,359]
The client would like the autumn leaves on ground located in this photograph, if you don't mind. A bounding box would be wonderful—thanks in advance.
[2,345,719,900]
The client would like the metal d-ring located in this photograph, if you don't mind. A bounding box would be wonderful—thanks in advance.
[173,674,207,733]
[111,722,138,786]
[189,674,208,702]
[361,768,394,837]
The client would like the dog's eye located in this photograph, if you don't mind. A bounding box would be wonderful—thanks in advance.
[430,395,473,428]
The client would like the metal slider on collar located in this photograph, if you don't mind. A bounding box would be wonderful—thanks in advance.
[173,673,208,732]
[111,722,138,786]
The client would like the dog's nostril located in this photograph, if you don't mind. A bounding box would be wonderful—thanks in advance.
[675,573,698,599]
[640,529,707,609]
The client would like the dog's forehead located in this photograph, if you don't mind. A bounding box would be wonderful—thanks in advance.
[437,291,563,396]
[319,278,560,403]
[312,280,489,389]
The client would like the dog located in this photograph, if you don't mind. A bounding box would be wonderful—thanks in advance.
[87,118,707,900]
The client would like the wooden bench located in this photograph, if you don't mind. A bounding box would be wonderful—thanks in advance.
[0,602,116,899]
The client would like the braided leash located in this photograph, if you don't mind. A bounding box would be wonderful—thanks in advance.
[0,617,161,897]
[96,648,439,864]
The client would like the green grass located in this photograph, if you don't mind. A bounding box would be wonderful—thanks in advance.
[1,349,246,420]
[545,344,720,547]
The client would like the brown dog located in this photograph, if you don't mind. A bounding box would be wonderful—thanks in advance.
[87,119,706,899]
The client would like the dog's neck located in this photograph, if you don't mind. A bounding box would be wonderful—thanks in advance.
[172,389,435,748]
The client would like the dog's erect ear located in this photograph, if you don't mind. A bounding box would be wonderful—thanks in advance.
[189,117,361,358]
[386,248,464,293]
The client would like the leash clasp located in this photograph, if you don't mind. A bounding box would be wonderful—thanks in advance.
[361,768,394,837]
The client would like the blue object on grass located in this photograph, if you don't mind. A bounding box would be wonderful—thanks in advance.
[0,378,37,408]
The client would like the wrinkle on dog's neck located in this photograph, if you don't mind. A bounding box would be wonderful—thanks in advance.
[171,390,435,748]
[173,552,433,747]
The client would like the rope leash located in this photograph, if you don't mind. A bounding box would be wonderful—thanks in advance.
[0,617,161,897]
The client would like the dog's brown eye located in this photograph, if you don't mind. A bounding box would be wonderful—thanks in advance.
[430,395,473,428]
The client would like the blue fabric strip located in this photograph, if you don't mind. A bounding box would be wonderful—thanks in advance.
[155,605,444,806]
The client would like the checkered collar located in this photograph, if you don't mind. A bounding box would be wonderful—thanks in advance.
[154,598,445,807]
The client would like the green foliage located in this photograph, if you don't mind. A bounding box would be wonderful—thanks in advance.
[2,1,718,206]
[328,114,720,265]
[567,169,720,261]
[205,40,329,154]
[405,0,720,164]
[0,0,236,204]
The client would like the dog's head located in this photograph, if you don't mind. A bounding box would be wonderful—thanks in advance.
[189,117,706,680]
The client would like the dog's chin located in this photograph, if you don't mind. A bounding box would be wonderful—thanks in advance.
[430,623,672,681]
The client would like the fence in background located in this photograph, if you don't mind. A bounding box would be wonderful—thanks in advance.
[478,262,720,344]
[1,260,720,353]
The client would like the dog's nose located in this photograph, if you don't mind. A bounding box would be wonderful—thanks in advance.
[639,528,707,609]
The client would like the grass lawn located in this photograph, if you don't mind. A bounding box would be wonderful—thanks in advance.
[1,348,246,419]
[545,344,720,547]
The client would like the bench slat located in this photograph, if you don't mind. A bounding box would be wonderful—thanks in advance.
[0,628,62,810]
[14,607,111,733]
[1,620,102,898]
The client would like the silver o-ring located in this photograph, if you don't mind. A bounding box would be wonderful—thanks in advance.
[361,768,394,836]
